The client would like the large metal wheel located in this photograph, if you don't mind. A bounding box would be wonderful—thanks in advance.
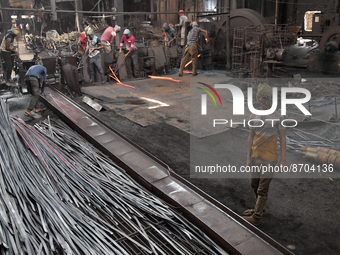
[319,26,340,51]
[229,9,267,30]
[213,8,267,57]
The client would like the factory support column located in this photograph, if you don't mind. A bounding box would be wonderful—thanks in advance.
[114,0,124,46]
[169,0,178,27]
[75,0,83,32]
[50,0,57,21]
[275,0,278,27]
[226,0,231,69]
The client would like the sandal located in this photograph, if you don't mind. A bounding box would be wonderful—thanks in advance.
[35,108,46,113]
[24,111,35,119]
[245,216,260,225]
[243,209,268,216]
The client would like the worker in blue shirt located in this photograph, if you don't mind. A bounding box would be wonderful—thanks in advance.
[24,65,47,118]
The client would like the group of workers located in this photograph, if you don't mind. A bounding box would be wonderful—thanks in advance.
[0,27,46,118]
[0,10,208,118]
[162,10,209,76]
[78,25,140,81]
[77,9,208,82]
[1,13,284,227]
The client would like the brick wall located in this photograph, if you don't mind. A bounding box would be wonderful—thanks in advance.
[293,0,338,32]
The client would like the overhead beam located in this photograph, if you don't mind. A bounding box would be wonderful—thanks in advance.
[0,7,216,15]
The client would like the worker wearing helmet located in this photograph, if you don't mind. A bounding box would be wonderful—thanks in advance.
[179,21,208,77]
[0,28,19,82]
[86,28,106,84]
[101,25,121,53]
[119,29,139,78]
[78,26,90,54]
[162,23,176,46]
[175,10,188,46]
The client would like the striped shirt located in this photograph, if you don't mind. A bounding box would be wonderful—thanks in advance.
[187,27,200,45]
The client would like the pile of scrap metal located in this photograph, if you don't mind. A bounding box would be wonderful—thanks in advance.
[24,30,79,52]
[0,99,225,255]
[49,31,80,49]
[24,34,56,51]
[298,81,340,99]
[232,24,297,77]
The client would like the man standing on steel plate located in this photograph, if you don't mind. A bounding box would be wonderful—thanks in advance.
[119,29,139,79]
[178,21,208,77]
[175,10,188,46]
[0,28,19,83]
[244,83,287,225]
[86,28,106,84]
[24,65,47,118]
[101,25,121,53]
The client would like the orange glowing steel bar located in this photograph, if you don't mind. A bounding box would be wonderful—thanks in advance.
[109,65,122,84]
[109,75,136,89]
[184,54,201,68]
[148,75,182,83]
[110,74,119,82]
[183,71,200,74]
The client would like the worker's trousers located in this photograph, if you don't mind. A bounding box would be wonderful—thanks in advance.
[1,51,14,82]
[89,54,105,82]
[250,157,276,222]
[25,77,40,110]
[179,44,198,75]
[126,50,139,78]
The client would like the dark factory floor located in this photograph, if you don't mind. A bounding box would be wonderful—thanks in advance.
[2,66,339,255]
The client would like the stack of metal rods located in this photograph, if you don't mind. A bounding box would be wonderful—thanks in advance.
[0,99,225,255]
[285,128,340,153]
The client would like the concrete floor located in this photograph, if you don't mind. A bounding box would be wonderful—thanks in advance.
[2,66,340,254]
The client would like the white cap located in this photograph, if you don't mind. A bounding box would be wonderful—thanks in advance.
[191,21,198,27]
[114,25,121,33]
[123,29,130,36]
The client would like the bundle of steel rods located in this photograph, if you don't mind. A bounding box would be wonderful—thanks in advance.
[0,99,225,254]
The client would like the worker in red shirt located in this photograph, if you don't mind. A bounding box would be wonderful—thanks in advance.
[119,29,139,78]
[101,25,121,53]
[78,26,90,54]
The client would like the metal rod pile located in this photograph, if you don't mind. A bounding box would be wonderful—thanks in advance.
[286,128,340,153]
[0,99,225,255]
